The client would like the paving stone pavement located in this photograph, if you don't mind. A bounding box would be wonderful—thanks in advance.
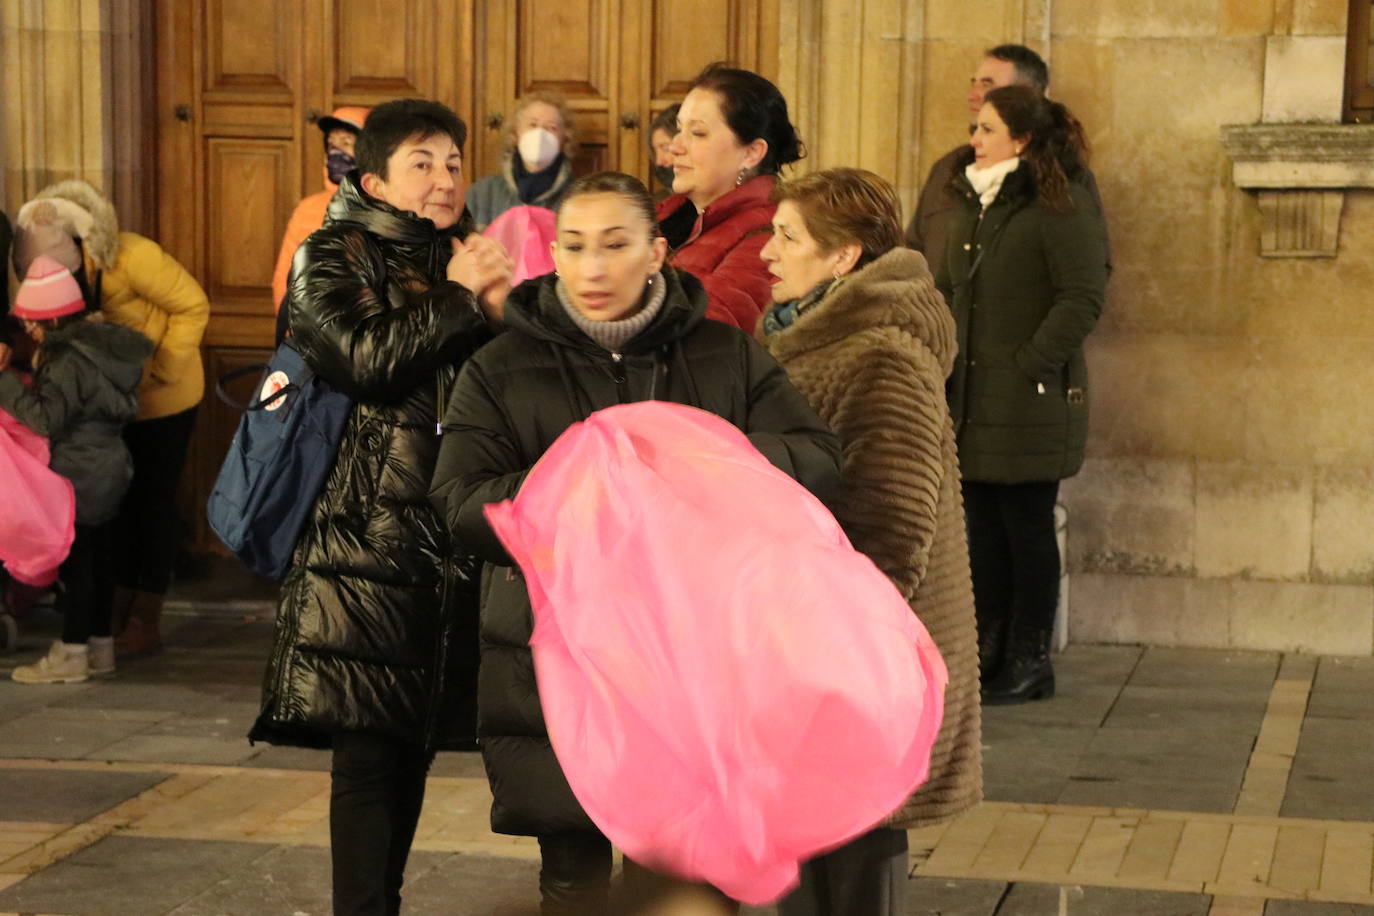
[1,560,1372,915]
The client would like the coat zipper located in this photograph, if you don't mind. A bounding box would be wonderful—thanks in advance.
[424,555,451,752]
[609,351,628,401]
[435,372,448,435]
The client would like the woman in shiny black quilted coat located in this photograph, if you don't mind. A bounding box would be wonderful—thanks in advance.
[250,99,512,916]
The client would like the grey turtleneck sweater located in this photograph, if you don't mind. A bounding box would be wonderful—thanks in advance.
[556,274,667,351]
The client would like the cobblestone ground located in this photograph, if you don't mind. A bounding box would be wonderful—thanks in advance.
[1,560,1372,915]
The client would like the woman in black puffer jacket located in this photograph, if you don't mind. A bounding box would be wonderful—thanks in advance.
[430,172,840,914]
[250,99,512,916]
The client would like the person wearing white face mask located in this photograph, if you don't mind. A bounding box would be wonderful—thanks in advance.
[465,92,579,230]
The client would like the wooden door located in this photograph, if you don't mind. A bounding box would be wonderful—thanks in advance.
[157,0,774,552]
[472,0,777,188]
[638,0,780,176]
[154,0,474,551]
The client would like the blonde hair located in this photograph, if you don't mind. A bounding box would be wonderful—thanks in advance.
[508,91,579,159]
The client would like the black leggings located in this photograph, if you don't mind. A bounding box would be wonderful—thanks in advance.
[962,480,1060,636]
[58,522,115,644]
[111,407,197,595]
[330,732,433,916]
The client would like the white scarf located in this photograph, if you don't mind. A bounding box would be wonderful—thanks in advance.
[964,156,1021,210]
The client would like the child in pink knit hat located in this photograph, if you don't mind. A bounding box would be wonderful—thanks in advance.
[0,256,153,683]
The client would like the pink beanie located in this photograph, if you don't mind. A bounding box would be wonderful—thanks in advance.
[13,255,86,320]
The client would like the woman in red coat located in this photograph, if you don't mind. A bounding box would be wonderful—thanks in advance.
[657,63,803,330]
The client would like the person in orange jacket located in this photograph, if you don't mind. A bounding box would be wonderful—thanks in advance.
[269,106,370,311]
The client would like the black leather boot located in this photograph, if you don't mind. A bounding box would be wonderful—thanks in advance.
[977,614,1008,686]
[981,625,1054,705]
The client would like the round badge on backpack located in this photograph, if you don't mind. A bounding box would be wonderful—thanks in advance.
[260,370,290,411]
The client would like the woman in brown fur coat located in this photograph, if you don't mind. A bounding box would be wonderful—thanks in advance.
[757,168,981,916]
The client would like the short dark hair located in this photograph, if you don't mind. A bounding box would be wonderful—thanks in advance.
[356,99,468,180]
[556,172,660,239]
[986,44,1050,93]
[648,103,680,141]
[689,63,804,175]
[771,168,904,269]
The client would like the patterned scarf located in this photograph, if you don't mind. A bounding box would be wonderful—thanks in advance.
[762,277,842,337]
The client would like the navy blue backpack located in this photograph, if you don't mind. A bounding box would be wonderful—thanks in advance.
[207,340,351,579]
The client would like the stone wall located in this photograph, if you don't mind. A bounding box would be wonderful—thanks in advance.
[0,0,153,233]
[778,0,1374,655]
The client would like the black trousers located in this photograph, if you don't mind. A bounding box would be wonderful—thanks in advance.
[778,827,909,916]
[536,833,734,914]
[537,832,613,915]
[330,732,433,916]
[58,522,115,644]
[111,407,197,595]
[962,480,1060,638]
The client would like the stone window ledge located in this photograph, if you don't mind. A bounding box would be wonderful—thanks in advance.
[1219,124,1374,257]
[1221,123,1374,188]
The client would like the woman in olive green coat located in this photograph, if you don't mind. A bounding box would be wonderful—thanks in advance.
[934,84,1107,705]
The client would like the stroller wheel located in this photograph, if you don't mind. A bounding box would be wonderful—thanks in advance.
[0,613,16,653]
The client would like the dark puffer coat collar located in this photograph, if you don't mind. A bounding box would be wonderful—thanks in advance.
[326,172,471,248]
[501,265,710,356]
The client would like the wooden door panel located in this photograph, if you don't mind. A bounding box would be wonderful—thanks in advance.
[204,0,295,94]
[204,139,294,312]
[516,0,618,173]
[650,0,732,98]
[518,0,609,97]
[333,0,433,94]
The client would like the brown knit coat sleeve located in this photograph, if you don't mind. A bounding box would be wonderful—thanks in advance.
[827,335,949,604]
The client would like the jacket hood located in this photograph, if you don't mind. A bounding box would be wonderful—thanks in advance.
[326,173,473,245]
[762,247,957,378]
[26,180,120,270]
[502,266,709,354]
[47,318,153,394]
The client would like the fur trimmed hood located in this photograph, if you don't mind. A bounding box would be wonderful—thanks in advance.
[20,180,121,271]
[761,247,956,378]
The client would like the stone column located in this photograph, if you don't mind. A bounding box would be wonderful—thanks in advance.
[0,0,151,231]
[1,0,111,214]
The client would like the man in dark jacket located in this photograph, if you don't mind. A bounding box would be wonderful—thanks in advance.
[905,44,1110,277]
[250,99,512,916]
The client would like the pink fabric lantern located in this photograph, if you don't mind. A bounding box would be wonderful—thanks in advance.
[482,205,557,287]
[484,401,947,905]
[0,407,74,586]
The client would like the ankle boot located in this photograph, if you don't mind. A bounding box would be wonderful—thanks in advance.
[976,616,1008,686]
[981,624,1054,705]
[115,590,164,656]
[110,586,136,637]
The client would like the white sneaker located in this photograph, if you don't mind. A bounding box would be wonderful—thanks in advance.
[12,640,89,684]
[88,637,115,677]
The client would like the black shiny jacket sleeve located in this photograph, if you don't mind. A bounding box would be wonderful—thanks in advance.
[286,225,490,403]
[429,357,526,566]
[739,333,844,506]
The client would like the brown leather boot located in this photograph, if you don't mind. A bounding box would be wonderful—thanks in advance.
[114,590,164,656]
[110,586,136,637]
